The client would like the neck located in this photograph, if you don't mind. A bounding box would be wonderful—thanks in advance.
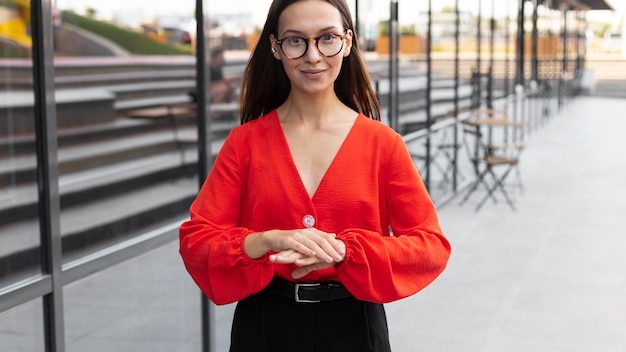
[278,90,347,124]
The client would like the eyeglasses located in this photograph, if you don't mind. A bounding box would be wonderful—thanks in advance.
[274,31,348,59]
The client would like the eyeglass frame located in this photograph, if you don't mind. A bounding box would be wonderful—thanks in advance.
[273,29,351,59]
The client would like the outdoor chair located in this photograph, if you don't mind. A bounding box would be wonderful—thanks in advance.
[459,109,525,211]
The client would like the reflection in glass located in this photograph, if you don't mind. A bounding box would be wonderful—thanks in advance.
[0,0,41,287]
[0,298,45,351]
[50,1,201,262]
[64,241,201,351]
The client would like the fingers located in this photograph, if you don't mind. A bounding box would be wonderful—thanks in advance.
[271,243,345,279]
[314,234,345,263]
[265,228,346,279]
[266,228,343,263]
[269,249,303,264]
[269,249,333,266]
[291,262,333,279]
[289,229,343,263]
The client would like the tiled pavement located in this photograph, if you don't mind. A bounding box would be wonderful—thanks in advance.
[385,96,626,352]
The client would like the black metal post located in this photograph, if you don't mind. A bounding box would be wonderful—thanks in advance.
[453,0,460,192]
[516,0,525,86]
[476,0,482,104]
[355,0,360,42]
[559,4,567,108]
[196,1,215,352]
[574,11,582,94]
[389,0,399,132]
[425,0,433,191]
[505,0,511,97]
[31,0,64,351]
[529,0,539,133]
[532,0,539,82]
[488,0,495,106]
[196,0,210,180]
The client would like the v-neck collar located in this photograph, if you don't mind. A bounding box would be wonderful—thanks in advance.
[271,110,362,202]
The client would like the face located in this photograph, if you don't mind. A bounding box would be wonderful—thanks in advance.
[269,0,353,96]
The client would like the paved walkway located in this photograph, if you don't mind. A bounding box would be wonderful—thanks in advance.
[386,96,626,352]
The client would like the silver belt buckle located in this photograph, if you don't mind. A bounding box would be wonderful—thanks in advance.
[294,283,321,303]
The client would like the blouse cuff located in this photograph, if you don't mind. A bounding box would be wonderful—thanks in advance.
[235,229,271,265]
[333,231,355,274]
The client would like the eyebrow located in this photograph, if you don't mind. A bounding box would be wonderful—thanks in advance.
[280,26,341,37]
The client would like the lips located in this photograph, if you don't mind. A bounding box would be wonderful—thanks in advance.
[301,69,326,79]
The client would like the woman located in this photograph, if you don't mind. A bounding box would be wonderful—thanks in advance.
[179,1,451,351]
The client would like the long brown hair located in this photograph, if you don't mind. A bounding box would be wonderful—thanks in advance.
[239,0,380,124]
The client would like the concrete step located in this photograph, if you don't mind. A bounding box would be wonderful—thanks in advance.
[0,116,229,225]
[0,106,233,276]
[0,124,188,187]
[0,125,227,279]
[55,70,196,89]
[1,55,246,91]
[0,89,116,135]
[594,82,626,98]
[0,175,199,277]
[106,80,195,102]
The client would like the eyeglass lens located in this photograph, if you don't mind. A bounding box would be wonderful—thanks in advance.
[280,34,344,59]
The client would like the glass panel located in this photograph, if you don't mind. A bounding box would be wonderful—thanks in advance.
[64,241,202,351]
[0,0,42,287]
[0,298,45,351]
[52,0,200,262]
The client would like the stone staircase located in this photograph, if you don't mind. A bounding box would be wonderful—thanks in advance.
[0,112,229,275]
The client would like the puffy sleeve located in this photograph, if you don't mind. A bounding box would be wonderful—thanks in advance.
[178,129,275,305]
[334,133,451,303]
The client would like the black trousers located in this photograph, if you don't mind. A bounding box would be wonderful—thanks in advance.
[229,282,392,352]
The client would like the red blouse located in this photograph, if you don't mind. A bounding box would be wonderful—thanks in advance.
[179,110,451,305]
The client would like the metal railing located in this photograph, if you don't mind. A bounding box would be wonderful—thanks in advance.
[403,78,567,208]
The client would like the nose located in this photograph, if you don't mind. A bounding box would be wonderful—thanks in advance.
[303,39,323,62]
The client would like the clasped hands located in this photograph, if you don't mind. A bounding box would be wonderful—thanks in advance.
[247,227,345,279]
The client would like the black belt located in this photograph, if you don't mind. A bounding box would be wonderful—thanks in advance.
[267,277,353,303]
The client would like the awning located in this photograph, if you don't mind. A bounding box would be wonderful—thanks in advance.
[577,0,613,10]
[538,0,613,11]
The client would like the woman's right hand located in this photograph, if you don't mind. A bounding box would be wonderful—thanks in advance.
[244,228,345,264]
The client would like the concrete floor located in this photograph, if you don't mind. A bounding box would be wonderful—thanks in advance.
[386,96,626,352]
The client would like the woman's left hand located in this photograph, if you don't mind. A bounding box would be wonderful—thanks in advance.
[270,240,346,279]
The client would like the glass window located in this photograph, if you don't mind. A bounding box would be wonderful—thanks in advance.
[0,298,45,351]
[64,241,201,351]
[51,1,200,263]
[0,0,42,288]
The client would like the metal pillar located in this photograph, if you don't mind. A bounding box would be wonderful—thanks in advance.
[425,0,433,191]
[516,0,525,86]
[453,0,461,192]
[559,3,567,108]
[532,0,539,82]
[575,10,582,94]
[476,0,483,105]
[505,0,511,97]
[31,0,65,351]
[195,1,216,352]
[355,0,360,42]
[487,0,495,106]
[388,0,399,132]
